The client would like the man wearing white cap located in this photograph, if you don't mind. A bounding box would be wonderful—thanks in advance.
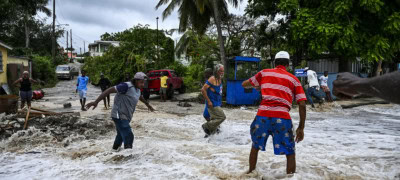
[86,72,154,151]
[242,51,307,174]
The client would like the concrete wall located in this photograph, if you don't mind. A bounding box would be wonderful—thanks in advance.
[0,46,8,85]
[8,56,29,66]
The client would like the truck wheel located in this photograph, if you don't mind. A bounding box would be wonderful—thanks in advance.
[179,84,186,94]
[143,89,150,100]
[167,87,174,99]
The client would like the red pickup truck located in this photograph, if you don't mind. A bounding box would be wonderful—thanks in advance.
[142,69,185,100]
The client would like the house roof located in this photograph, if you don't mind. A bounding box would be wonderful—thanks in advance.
[0,41,13,50]
[88,40,120,47]
[8,56,30,61]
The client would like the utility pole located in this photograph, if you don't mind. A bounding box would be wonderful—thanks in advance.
[80,47,82,55]
[83,41,85,56]
[66,31,69,60]
[52,0,56,64]
[70,29,73,62]
[156,17,159,60]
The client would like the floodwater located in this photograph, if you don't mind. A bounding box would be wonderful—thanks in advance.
[0,78,399,180]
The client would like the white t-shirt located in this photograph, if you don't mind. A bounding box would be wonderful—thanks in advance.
[319,76,328,86]
[307,70,320,88]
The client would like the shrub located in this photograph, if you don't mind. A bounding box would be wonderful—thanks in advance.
[31,55,58,88]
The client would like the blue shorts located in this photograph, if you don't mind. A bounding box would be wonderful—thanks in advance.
[250,116,295,155]
[78,90,87,99]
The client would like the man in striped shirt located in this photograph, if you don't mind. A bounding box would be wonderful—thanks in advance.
[242,51,307,174]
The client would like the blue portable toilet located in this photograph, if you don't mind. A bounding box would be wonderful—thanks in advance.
[226,56,261,105]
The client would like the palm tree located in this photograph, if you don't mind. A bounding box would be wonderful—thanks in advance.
[18,0,51,48]
[156,0,242,72]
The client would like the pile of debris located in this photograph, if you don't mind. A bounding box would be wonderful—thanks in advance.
[0,107,115,146]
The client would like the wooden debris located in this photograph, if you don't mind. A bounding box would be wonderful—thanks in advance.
[23,107,31,129]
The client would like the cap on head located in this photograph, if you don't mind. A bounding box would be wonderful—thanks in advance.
[275,51,290,60]
[23,71,29,75]
[133,72,147,80]
[304,67,309,71]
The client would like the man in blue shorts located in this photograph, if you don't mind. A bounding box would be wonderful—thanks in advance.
[242,51,307,174]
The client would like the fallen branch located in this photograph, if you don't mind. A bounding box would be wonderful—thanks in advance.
[31,107,52,113]
[24,107,31,129]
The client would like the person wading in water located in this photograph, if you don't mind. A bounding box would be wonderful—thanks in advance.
[86,72,155,151]
[201,64,225,138]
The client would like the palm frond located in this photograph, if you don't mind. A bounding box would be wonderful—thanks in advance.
[156,0,172,9]
[38,6,51,17]
[161,0,182,20]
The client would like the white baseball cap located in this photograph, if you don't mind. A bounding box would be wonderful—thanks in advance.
[134,72,147,80]
[275,51,290,60]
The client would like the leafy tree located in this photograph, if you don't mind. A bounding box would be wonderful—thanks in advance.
[84,24,176,84]
[99,24,174,68]
[247,0,400,75]
[156,0,242,76]
[0,0,64,57]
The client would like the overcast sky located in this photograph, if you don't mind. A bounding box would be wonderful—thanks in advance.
[38,0,248,54]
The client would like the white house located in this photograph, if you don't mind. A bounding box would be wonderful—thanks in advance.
[88,41,120,57]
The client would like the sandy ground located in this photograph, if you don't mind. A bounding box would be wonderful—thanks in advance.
[0,78,399,180]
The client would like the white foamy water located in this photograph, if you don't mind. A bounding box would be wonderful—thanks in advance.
[0,104,399,180]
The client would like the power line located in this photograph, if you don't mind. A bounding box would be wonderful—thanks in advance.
[56,0,67,23]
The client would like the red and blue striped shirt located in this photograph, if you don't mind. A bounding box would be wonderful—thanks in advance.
[248,65,307,119]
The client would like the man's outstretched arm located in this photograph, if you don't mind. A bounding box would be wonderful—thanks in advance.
[333,71,400,104]
[86,87,117,110]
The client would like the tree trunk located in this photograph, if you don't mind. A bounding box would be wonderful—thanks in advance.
[211,0,227,76]
[24,16,30,48]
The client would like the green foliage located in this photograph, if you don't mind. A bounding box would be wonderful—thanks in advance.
[183,64,204,92]
[31,55,58,88]
[247,0,400,66]
[99,24,174,70]
[166,61,188,77]
[84,25,177,85]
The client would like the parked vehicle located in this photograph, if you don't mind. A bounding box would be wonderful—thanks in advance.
[142,69,185,100]
[56,65,79,80]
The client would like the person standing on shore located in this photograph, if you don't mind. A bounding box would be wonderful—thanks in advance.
[242,51,307,175]
[319,71,332,102]
[12,71,37,109]
[98,73,112,109]
[76,70,89,111]
[159,72,169,102]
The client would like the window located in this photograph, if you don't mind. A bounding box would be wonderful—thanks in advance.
[0,51,3,72]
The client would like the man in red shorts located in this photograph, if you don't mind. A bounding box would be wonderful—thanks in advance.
[242,51,307,174]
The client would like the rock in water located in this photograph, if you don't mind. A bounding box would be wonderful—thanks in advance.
[17,118,25,123]
[63,103,72,108]
[14,123,21,129]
